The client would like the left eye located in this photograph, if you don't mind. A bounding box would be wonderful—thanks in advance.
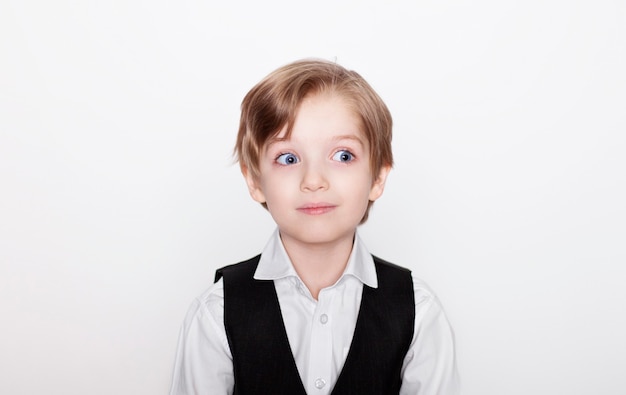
[332,150,354,162]
[276,153,299,165]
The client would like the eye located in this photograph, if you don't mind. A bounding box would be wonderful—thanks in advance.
[332,150,354,163]
[276,152,299,165]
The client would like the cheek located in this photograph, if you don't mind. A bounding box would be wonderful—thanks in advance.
[340,174,375,203]
[261,176,295,203]
[348,170,375,192]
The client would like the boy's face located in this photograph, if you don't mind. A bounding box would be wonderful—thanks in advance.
[244,93,390,248]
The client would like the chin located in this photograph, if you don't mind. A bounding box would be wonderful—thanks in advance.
[281,226,357,246]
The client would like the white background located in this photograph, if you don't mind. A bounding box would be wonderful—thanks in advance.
[1,1,625,394]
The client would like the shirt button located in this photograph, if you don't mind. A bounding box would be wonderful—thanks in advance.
[319,314,328,324]
[314,378,326,389]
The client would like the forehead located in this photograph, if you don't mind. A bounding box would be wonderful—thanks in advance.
[273,93,366,142]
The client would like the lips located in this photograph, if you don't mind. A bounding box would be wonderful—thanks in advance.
[297,203,337,215]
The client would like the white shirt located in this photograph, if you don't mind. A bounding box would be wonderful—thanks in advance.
[169,230,460,394]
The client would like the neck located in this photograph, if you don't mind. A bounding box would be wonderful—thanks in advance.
[280,232,355,300]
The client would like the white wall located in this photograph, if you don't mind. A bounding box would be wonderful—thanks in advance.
[1,1,624,394]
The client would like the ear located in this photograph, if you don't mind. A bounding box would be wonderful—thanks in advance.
[241,164,267,204]
[368,165,391,201]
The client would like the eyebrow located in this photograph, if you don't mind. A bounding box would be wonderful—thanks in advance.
[265,133,366,150]
[264,136,289,153]
[266,136,289,146]
[333,134,366,147]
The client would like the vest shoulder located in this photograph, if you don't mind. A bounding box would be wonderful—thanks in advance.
[214,254,261,283]
[372,255,412,274]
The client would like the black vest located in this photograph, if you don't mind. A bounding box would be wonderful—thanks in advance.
[215,255,415,395]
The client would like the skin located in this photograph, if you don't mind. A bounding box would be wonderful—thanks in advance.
[243,92,390,299]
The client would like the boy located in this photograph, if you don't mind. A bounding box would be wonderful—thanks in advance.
[169,58,459,394]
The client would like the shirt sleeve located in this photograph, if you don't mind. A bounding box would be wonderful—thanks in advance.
[169,279,234,395]
[399,275,460,395]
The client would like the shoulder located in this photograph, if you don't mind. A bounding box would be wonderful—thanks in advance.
[184,278,225,327]
[409,273,452,330]
[372,255,441,312]
[411,275,439,310]
[187,254,263,322]
[373,258,454,348]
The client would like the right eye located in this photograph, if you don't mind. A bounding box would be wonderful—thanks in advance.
[276,153,299,165]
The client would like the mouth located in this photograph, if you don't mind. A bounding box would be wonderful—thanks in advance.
[297,203,337,215]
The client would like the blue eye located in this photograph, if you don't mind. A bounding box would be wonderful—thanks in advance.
[276,153,299,165]
[332,150,354,163]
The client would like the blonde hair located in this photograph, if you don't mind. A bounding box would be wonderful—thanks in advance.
[235,58,393,222]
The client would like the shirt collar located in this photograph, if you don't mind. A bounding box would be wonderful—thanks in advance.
[254,228,378,289]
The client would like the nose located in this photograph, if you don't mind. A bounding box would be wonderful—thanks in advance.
[300,163,329,192]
